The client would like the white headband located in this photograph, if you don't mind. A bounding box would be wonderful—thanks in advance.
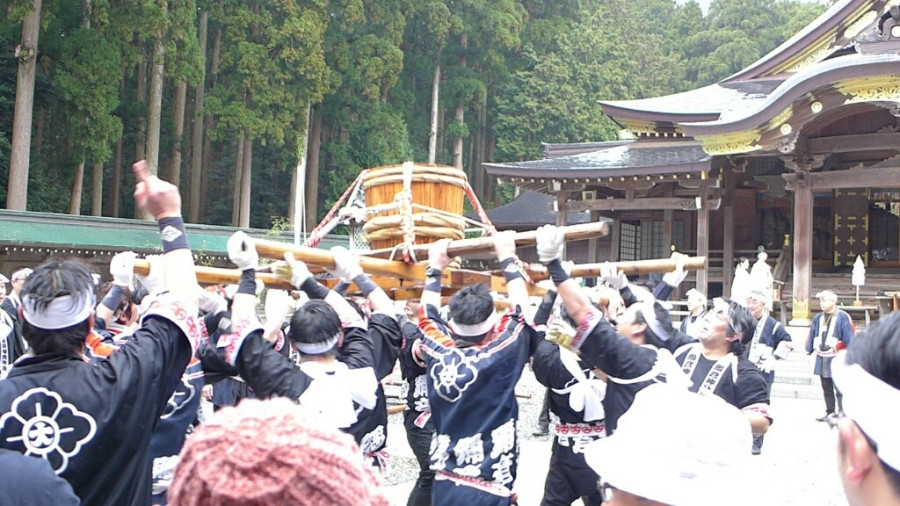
[449,310,498,337]
[833,352,900,472]
[295,332,341,355]
[638,302,670,342]
[22,290,95,330]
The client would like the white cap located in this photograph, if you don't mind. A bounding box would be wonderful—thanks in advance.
[815,290,837,302]
[747,288,769,304]
[585,383,753,506]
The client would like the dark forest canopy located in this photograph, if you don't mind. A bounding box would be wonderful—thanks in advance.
[0,0,828,229]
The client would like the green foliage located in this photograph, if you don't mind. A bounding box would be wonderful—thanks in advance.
[0,0,831,221]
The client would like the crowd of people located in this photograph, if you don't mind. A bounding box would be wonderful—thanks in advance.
[0,161,896,506]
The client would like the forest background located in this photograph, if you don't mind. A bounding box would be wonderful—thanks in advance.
[0,0,828,230]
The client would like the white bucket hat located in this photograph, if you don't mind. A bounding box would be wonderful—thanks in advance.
[584,383,753,506]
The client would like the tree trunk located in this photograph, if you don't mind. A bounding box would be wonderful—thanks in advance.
[134,43,147,162]
[452,33,467,172]
[189,10,208,223]
[169,80,187,187]
[305,107,322,231]
[231,131,245,226]
[428,63,440,164]
[34,107,45,154]
[91,161,103,216]
[70,161,84,215]
[112,135,122,216]
[290,102,311,243]
[475,92,487,198]
[7,0,43,211]
[146,35,165,177]
[239,134,252,228]
[436,105,444,161]
[200,21,222,220]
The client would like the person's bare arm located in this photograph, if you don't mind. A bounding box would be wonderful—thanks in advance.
[133,160,198,310]
[494,231,530,313]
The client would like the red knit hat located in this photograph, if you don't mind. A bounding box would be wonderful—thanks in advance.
[168,398,390,506]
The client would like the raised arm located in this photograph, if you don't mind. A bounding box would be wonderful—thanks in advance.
[536,225,591,326]
[493,230,530,313]
[274,251,364,328]
[422,239,453,310]
[329,246,394,315]
[133,160,197,311]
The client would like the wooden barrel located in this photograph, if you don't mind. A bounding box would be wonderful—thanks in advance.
[362,162,467,251]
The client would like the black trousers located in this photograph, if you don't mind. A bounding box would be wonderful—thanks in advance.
[821,376,842,414]
[404,410,436,506]
[753,370,775,450]
[540,448,601,506]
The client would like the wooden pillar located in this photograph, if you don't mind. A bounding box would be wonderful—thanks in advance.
[588,210,600,262]
[557,191,568,257]
[722,169,735,297]
[696,184,710,294]
[663,184,673,253]
[791,171,813,326]
[610,217,620,262]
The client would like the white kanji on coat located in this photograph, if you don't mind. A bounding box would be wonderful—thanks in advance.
[453,433,485,466]
[431,434,451,470]
[491,453,515,485]
[490,418,516,459]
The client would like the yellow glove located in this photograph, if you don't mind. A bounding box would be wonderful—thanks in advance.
[546,319,577,350]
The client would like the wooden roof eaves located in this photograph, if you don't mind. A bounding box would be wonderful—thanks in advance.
[597,102,721,125]
[484,160,713,181]
[680,54,900,137]
[724,0,881,82]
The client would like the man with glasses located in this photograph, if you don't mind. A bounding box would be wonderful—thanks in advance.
[806,289,854,422]
[585,383,753,506]
[830,311,900,505]
[673,298,772,438]
[742,288,792,454]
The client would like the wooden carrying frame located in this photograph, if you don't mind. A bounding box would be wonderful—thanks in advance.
[133,222,707,300]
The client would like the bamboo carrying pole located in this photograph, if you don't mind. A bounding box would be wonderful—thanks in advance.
[525,256,707,281]
[132,222,610,291]
[252,221,610,280]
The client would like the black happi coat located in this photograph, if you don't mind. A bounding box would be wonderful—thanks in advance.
[0,297,201,505]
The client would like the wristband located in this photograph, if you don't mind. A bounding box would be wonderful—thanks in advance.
[352,274,378,297]
[500,257,524,283]
[237,269,256,296]
[300,277,330,300]
[101,284,127,312]
[158,216,190,253]
[546,258,570,285]
[425,266,442,293]
[333,280,351,296]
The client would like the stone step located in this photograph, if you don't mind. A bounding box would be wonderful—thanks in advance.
[772,382,824,400]
[774,374,815,386]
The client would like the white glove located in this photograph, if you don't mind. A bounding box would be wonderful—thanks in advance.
[110,251,137,287]
[136,255,165,295]
[536,225,565,263]
[264,289,292,324]
[662,252,688,288]
[227,231,259,271]
[600,262,628,290]
[274,252,313,288]
[328,246,363,282]
[197,286,228,315]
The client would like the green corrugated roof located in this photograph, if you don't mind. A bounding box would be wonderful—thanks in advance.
[0,210,348,254]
